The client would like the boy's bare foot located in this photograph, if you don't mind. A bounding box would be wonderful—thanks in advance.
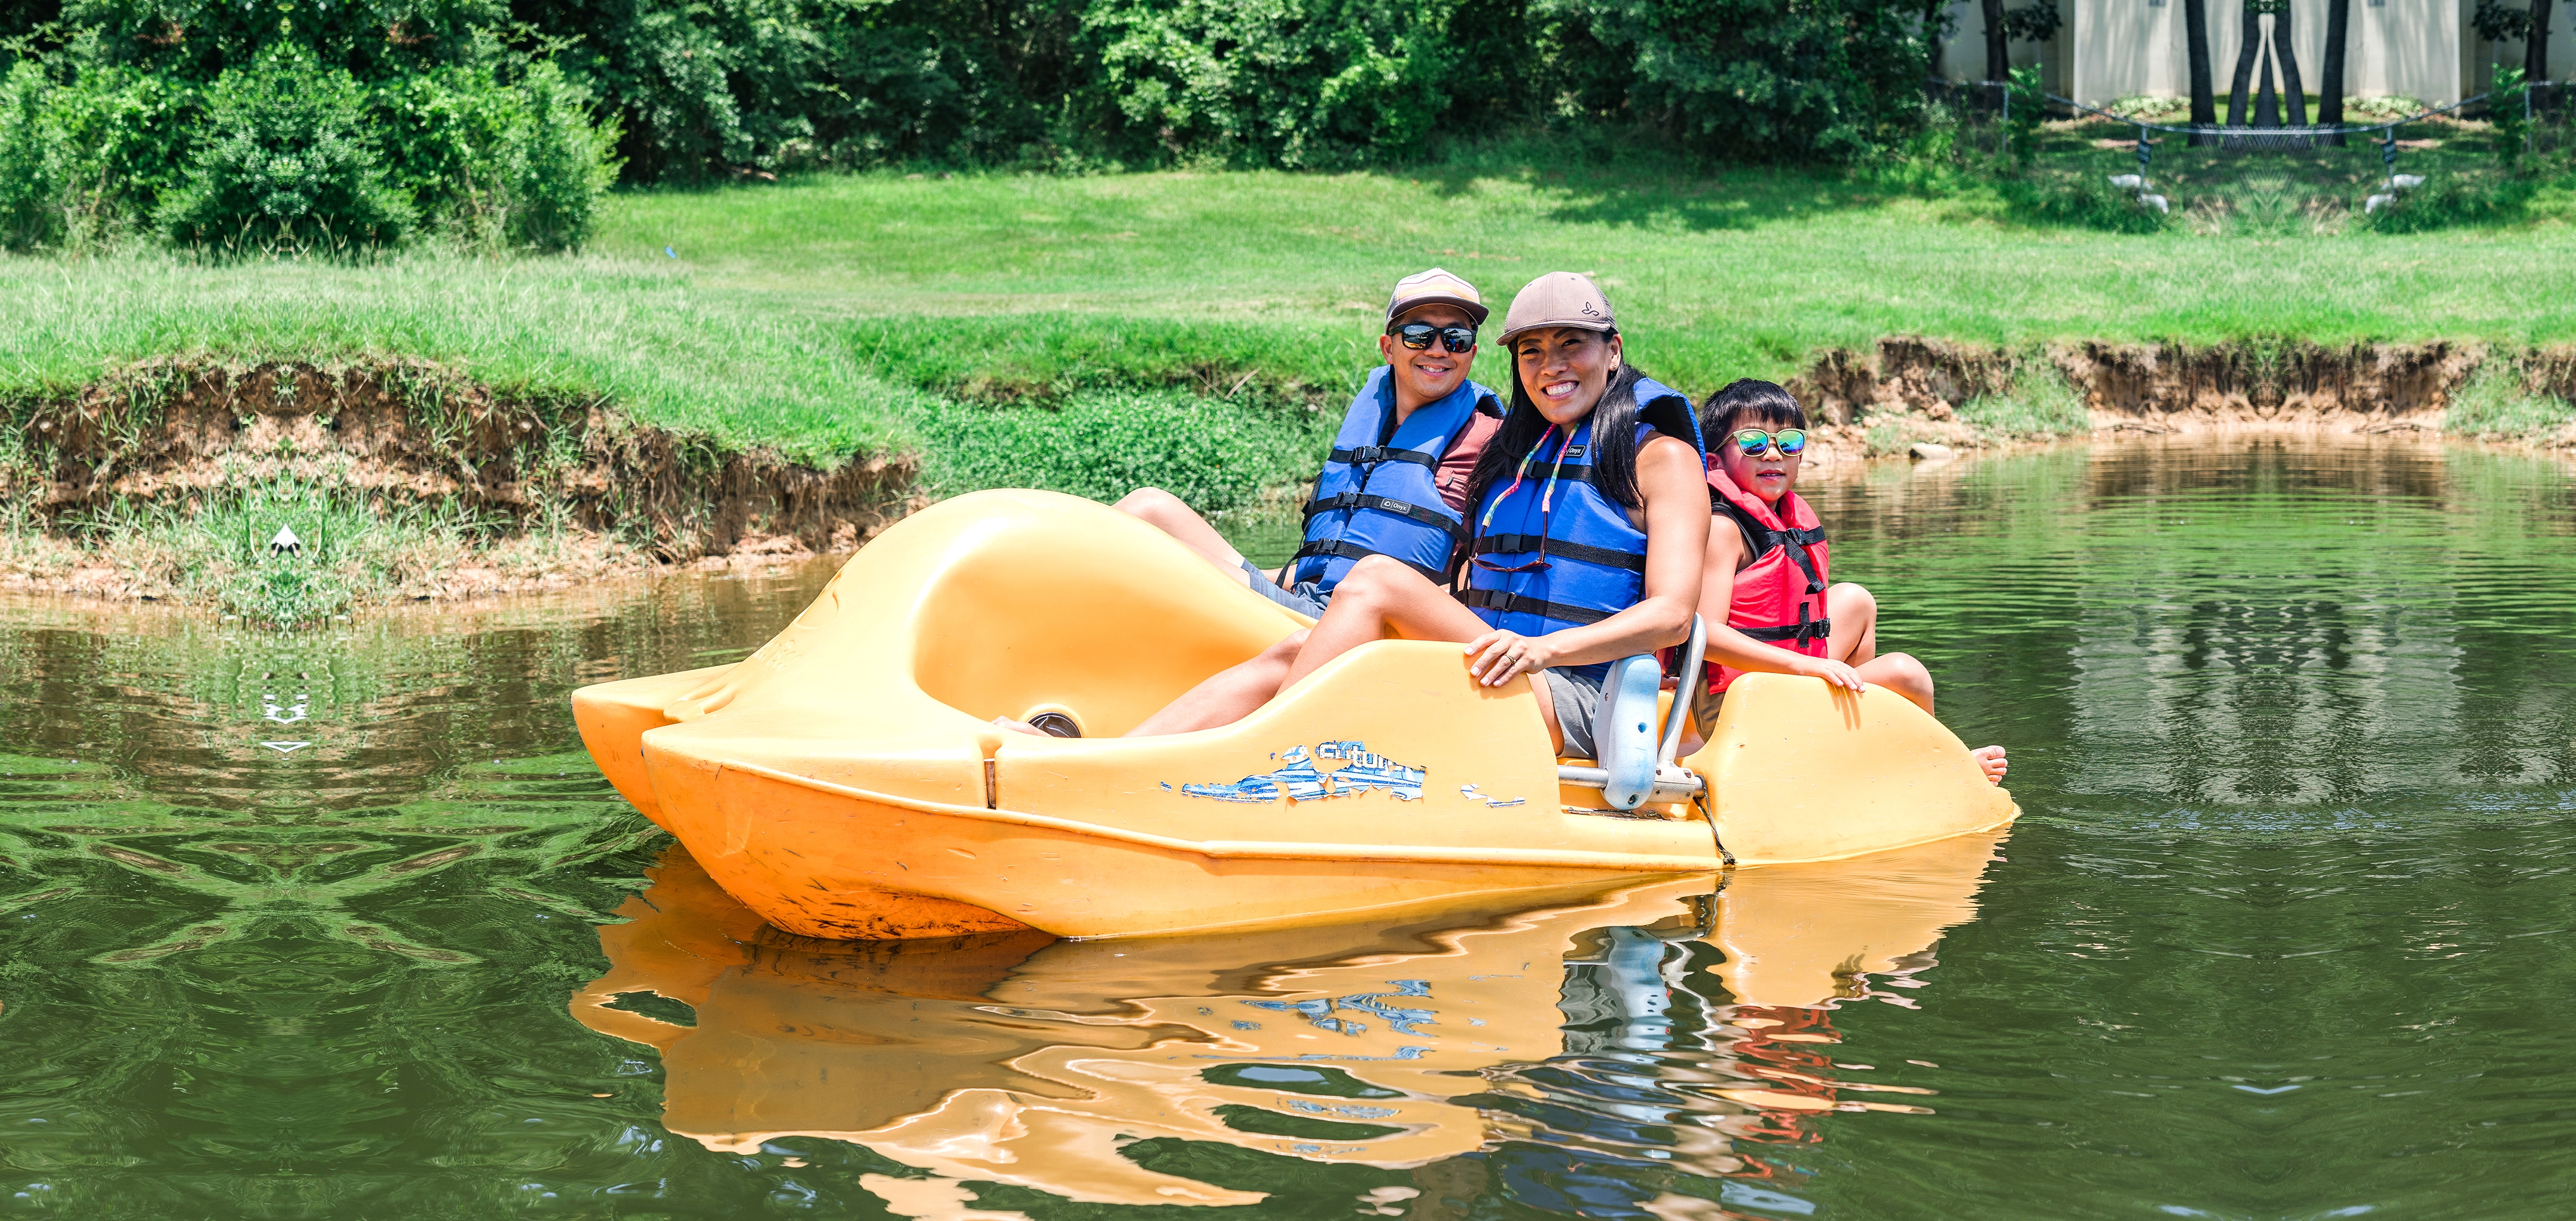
[1972,745,2008,783]
[992,715,1046,737]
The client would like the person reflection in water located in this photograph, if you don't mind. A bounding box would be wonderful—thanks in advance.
[1686,379,2007,783]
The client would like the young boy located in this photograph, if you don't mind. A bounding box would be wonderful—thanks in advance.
[1689,379,2007,782]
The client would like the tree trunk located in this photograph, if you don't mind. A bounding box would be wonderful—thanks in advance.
[2186,0,2216,144]
[2531,0,2556,82]
[2318,0,2350,144]
[2227,2,2262,126]
[2275,2,2308,126]
[1983,0,2008,82]
[1924,0,1947,80]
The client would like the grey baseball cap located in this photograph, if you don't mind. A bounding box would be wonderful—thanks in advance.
[1385,267,1490,326]
[1498,272,1616,348]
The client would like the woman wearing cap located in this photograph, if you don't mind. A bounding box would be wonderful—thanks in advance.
[1122,272,1708,760]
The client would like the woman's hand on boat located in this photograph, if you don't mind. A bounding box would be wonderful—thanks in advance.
[1465,630,1555,687]
[1792,655,1870,693]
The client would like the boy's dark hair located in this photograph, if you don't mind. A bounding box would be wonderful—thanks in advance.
[1701,379,1807,439]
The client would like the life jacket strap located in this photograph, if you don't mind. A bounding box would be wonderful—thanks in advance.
[1301,491,1468,542]
[1469,532,1647,572]
[1736,604,1833,645]
[1291,538,1448,583]
[1326,445,1439,468]
[1458,587,1612,627]
[1716,499,1829,594]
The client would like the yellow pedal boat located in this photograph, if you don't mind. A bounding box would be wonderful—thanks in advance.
[571,489,2015,941]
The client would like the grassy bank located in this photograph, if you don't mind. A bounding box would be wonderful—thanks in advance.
[7,150,2574,461]
[1,148,2574,620]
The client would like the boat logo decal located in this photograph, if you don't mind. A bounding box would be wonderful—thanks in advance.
[1172,741,1425,804]
[1457,783,1525,809]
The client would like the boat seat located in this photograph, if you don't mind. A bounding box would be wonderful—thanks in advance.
[1558,615,1708,810]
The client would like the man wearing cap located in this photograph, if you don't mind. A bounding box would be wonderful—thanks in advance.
[1113,268,1503,615]
[959,272,1510,737]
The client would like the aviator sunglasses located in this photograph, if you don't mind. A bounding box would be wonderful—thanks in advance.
[1391,321,1479,353]
[1730,427,1810,458]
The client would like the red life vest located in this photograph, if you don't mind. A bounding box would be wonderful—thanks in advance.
[1705,464,1831,693]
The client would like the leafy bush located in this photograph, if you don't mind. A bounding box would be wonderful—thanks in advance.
[18,0,1942,203]
[2488,65,2530,174]
[39,66,197,242]
[1085,0,1465,167]
[374,57,621,249]
[154,46,417,250]
[2358,172,2535,233]
[503,63,622,250]
[1998,2,2061,42]
[1998,169,2170,233]
[0,63,58,249]
[2004,63,2044,166]
[1542,0,1931,164]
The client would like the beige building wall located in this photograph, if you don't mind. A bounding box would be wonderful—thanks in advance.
[1941,0,2511,107]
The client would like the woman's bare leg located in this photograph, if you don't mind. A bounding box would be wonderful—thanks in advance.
[1122,631,1308,737]
[1277,556,1564,749]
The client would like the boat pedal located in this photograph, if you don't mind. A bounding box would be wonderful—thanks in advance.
[1026,712,1083,738]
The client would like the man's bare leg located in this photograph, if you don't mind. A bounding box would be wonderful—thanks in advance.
[1116,488,1257,581]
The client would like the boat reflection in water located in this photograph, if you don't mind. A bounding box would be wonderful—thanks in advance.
[572,830,2006,1214]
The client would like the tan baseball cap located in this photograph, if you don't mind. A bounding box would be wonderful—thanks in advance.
[1498,272,1616,348]
[1385,268,1489,326]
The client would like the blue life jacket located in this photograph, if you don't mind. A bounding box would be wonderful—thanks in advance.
[1288,367,1501,588]
[1461,375,1702,680]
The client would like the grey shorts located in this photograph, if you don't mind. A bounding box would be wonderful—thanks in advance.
[1689,683,1726,740]
[1541,667,1606,760]
[1243,559,1330,617]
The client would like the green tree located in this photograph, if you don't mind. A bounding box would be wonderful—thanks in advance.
[153,45,417,250]
[1543,0,1931,163]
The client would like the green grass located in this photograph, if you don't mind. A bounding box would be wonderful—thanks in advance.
[915,388,1337,510]
[2446,362,2576,440]
[590,156,2576,404]
[1961,362,2094,438]
[1,141,2572,482]
[0,254,918,466]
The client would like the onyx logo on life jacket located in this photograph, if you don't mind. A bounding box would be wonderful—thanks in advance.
[1462,375,1701,682]
[1705,464,1831,694]
[1289,367,1501,590]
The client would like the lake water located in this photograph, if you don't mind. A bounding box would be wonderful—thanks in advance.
[2,434,2573,1218]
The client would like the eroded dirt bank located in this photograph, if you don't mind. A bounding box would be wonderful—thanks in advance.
[1,359,917,602]
[1787,337,2567,461]
[25,360,915,549]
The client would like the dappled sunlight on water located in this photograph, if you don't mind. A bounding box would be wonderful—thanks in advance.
[0,436,2572,1216]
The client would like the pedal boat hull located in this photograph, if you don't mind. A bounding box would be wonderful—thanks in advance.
[574,490,2015,940]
